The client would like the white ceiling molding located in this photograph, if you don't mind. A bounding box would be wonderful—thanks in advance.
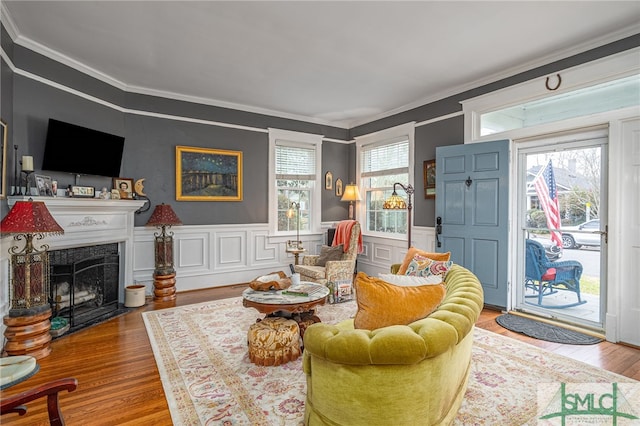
[2,2,639,130]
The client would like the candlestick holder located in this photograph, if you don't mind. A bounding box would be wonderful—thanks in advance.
[22,170,34,196]
[12,145,21,196]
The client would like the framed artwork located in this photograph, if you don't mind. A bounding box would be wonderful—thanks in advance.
[34,174,54,196]
[113,177,134,199]
[176,145,242,201]
[0,120,6,199]
[325,171,333,190]
[424,159,436,199]
[335,178,343,197]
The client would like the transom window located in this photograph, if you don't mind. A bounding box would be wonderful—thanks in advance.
[462,48,640,142]
[481,74,640,136]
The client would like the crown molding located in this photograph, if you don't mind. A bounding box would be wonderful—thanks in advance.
[345,24,640,129]
[3,2,638,131]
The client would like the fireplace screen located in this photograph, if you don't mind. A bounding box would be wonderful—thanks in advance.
[49,243,120,332]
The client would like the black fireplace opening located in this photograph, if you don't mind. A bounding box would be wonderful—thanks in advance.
[49,243,126,335]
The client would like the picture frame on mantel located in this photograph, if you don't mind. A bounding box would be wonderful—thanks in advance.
[70,185,95,198]
[113,177,134,199]
[175,145,243,201]
[424,159,436,199]
[35,174,54,196]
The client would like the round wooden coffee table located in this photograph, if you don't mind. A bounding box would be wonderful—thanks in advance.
[242,282,330,338]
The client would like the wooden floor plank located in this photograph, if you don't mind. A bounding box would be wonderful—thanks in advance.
[1,284,639,425]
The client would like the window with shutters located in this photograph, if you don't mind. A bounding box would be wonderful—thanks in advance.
[269,129,323,235]
[355,123,414,238]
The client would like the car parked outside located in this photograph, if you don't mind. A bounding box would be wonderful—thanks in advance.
[561,219,601,249]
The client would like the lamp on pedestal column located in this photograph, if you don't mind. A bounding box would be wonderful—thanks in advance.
[340,183,361,220]
[146,203,182,302]
[1,199,64,359]
[383,183,414,249]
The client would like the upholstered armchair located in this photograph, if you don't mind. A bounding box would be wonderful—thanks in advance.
[294,221,361,286]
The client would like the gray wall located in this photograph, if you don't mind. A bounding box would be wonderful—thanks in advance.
[350,33,640,228]
[2,21,638,229]
[1,25,352,226]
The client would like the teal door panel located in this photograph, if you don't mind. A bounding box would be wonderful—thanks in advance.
[436,140,509,308]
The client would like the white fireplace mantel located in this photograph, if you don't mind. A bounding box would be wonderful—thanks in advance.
[7,196,146,301]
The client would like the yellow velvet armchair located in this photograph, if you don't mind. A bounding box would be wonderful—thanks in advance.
[302,264,484,426]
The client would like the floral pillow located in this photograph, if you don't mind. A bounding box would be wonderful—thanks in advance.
[404,254,453,279]
[397,247,451,275]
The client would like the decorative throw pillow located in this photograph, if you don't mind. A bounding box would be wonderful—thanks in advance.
[316,244,344,266]
[377,273,443,286]
[405,254,453,279]
[397,247,451,275]
[353,272,446,330]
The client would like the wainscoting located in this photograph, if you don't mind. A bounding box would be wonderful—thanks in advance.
[133,224,330,294]
[132,223,437,295]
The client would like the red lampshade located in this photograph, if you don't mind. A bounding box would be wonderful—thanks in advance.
[0,200,64,236]
[146,203,182,227]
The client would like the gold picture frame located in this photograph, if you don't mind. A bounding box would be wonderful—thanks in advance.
[176,145,243,201]
[113,177,134,199]
[325,171,333,190]
[335,178,343,197]
[424,159,436,199]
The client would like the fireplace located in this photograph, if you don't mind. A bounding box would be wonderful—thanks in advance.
[6,197,147,326]
[49,243,120,333]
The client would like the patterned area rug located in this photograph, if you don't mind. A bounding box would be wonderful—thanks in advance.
[496,313,603,344]
[143,298,639,425]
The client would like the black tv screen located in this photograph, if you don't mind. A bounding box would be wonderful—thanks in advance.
[42,119,125,177]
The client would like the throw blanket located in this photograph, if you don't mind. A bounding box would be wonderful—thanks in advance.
[332,220,363,253]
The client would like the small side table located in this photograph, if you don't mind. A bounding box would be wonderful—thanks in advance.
[286,247,306,265]
[0,356,39,390]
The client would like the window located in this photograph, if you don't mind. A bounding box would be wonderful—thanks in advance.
[462,48,640,142]
[356,123,414,238]
[481,75,640,136]
[276,144,315,232]
[269,129,323,235]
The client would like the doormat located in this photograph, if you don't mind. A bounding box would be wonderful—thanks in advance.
[495,313,603,345]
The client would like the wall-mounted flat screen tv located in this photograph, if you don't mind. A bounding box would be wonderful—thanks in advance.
[42,118,125,177]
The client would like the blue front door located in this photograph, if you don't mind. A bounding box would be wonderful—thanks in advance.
[436,140,509,308]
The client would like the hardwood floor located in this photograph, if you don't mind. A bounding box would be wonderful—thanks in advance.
[2,283,639,425]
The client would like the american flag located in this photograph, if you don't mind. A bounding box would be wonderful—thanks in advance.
[533,159,562,247]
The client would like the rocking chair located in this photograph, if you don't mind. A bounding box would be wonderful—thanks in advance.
[525,239,586,308]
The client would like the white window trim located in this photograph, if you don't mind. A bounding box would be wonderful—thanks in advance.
[268,128,323,236]
[461,47,640,143]
[355,122,416,239]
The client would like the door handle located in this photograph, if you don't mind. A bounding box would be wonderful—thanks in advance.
[436,216,442,248]
[594,225,608,243]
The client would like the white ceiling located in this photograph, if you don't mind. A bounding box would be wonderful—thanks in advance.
[2,1,640,129]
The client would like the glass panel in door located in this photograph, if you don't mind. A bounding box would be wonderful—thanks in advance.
[517,134,607,330]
